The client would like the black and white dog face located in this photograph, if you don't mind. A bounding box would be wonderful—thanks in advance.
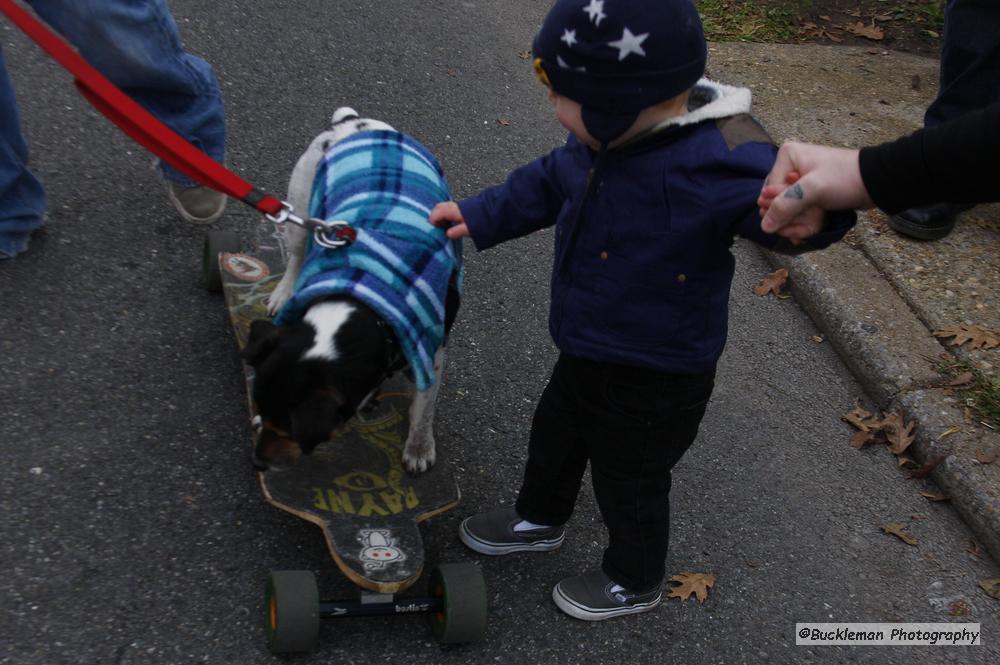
[243,298,394,470]
[247,108,458,474]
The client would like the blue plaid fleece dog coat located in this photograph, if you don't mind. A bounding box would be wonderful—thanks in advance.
[274,130,462,390]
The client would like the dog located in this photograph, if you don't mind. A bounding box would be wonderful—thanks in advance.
[243,108,461,474]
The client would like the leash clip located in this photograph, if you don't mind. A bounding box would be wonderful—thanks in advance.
[265,201,355,249]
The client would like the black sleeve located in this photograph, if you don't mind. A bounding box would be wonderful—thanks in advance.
[858,102,1000,214]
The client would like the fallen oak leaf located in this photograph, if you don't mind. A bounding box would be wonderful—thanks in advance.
[753,268,788,297]
[668,572,716,603]
[978,579,1000,600]
[975,448,999,465]
[880,522,917,546]
[843,403,879,432]
[882,412,916,455]
[919,490,949,502]
[933,325,1000,350]
[845,21,884,40]
[851,430,877,449]
[896,455,918,468]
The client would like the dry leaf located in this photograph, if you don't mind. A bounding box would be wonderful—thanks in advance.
[496,118,510,126]
[819,15,831,21]
[896,455,918,468]
[975,448,999,465]
[847,8,862,17]
[517,50,531,60]
[979,578,1000,599]
[668,572,716,603]
[919,490,949,502]
[843,403,877,432]
[933,325,1000,350]
[753,268,788,297]
[880,522,917,546]
[845,21,885,40]
[882,412,916,455]
[851,430,876,449]
[873,13,894,22]
[811,335,825,343]
[907,455,945,479]
[949,372,975,387]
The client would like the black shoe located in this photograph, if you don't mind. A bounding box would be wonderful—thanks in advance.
[888,203,972,241]
[458,506,565,555]
[552,569,662,621]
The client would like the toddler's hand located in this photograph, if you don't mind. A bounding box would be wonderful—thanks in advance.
[429,201,470,240]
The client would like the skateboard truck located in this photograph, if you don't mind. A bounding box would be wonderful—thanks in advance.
[265,201,356,250]
[266,564,487,653]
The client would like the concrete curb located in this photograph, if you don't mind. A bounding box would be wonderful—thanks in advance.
[762,219,1000,563]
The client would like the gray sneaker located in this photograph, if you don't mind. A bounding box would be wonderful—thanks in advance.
[167,183,227,224]
[552,569,661,621]
[458,506,564,555]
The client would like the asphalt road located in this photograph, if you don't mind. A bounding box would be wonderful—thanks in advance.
[2,2,998,664]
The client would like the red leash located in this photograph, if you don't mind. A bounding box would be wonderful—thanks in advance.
[0,0,283,216]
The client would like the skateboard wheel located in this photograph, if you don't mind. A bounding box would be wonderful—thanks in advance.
[202,231,241,292]
[429,562,487,643]
[265,570,320,653]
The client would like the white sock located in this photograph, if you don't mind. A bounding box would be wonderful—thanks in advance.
[513,519,551,533]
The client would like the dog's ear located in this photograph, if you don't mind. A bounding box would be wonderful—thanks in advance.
[290,389,345,454]
[242,320,282,366]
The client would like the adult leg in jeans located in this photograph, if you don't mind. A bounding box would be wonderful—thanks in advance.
[0,47,46,259]
[889,0,1000,240]
[31,0,226,223]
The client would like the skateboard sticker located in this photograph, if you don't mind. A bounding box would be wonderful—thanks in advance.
[221,253,270,282]
[358,529,406,570]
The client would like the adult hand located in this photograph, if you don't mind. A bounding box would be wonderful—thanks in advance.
[429,201,470,240]
[758,142,874,240]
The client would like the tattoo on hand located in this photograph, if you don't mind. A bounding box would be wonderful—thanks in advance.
[783,183,804,200]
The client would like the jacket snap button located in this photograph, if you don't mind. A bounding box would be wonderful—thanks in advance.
[600,251,608,260]
[678,273,687,283]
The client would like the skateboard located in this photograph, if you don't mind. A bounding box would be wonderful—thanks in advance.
[203,231,487,652]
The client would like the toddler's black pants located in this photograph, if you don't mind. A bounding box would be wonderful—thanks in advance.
[516,353,715,591]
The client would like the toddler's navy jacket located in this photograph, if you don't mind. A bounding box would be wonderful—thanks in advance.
[459,80,856,374]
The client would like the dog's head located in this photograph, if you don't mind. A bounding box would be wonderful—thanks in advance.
[243,299,395,471]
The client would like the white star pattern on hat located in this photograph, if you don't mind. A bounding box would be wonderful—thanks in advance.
[608,27,648,61]
[561,29,578,47]
[583,0,606,26]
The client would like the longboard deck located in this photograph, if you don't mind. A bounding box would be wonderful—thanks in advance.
[219,247,460,593]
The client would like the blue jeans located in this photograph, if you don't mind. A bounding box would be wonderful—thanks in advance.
[0,0,226,258]
[925,0,1000,126]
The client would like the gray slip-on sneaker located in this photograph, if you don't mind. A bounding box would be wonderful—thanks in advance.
[167,183,227,224]
[552,569,661,621]
[458,506,564,555]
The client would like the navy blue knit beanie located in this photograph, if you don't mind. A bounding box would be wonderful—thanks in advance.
[533,0,707,143]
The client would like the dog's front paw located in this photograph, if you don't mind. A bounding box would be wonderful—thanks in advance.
[402,434,436,475]
[266,283,294,316]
